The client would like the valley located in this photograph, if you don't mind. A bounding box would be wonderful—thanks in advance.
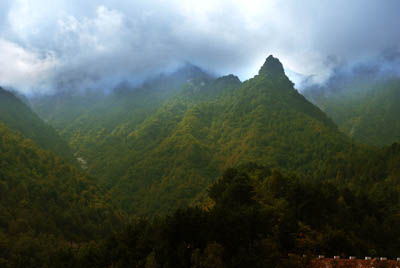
[30,56,357,215]
[1,53,399,267]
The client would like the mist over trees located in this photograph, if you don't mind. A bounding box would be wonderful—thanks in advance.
[1,52,399,267]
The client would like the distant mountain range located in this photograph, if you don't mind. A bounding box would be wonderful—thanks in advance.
[1,55,400,266]
[303,74,400,146]
[29,56,355,215]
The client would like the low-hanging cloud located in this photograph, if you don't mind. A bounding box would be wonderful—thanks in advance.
[0,39,58,91]
[0,0,400,95]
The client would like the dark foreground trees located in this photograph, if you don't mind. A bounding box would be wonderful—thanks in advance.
[4,156,395,268]
[1,142,399,267]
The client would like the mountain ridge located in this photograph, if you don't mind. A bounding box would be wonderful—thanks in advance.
[0,87,73,159]
[29,55,355,215]
[303,75,400,146]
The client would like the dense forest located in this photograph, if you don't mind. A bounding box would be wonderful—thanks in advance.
[303,74,400,147]
[0,122,124,266]
[31,56,356,215]
[0,88,72,159]
[1,158,399,267]
[0,56,399,267]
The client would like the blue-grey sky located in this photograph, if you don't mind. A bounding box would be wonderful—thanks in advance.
[0,0,399,95]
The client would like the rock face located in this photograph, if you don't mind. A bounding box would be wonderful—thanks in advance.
[258,55,285,76]
[310,258,399,268]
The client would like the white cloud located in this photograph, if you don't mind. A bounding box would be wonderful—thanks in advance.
[0,0,399,94]
[0,39,58,94]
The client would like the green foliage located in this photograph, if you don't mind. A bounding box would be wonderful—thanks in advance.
[304,77,400,146]
[31,57,356,216]
[0,57,395,266]
[0,87,72,159]
[0,122,124,265]
[38,153,399,268]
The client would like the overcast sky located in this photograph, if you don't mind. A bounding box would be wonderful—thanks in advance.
[0,0,399,95]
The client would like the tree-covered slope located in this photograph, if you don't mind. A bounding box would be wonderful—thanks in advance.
[31,63,212,132]
[32,56,356,216]
[304,76,400,146]
[49,150,400,268]
[0,123,122,240]
[0,87,72,158]
[108,56,353,215]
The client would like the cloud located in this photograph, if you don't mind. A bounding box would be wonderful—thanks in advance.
[0,0,399,94]
[0,39,58,94]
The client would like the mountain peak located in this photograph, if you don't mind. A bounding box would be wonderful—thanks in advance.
[174,62,213,80]
[258,55,285,76]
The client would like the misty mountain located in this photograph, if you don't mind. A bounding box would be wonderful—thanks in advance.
[0,89,123,238]
[0,87,126,265]
[0,87,72,158]
[31,56,354,215]
[303,73,400,146]
[2,55,400,267]
[1,1,400,266]
[31,63,213,132]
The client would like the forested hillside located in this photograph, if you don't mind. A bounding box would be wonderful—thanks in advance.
[7,154,398,268]
[1,55,399,267]
[1,0,400,266]
[31,56,358,215]
[0,87,72,158]
[31,64,212,131]
[98,153,400,267]
[0,122,124,266]
[304,76,400,146]
[100,153,400,267]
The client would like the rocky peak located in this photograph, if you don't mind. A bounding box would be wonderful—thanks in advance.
[258,55,285,76]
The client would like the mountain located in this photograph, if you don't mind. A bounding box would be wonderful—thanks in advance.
[3,56,400,267]
[303,75,400,146]
[31,63,213,130]
[0,87,72,158]
[39,145,400,267]
[31,56,355,216]
[0,121,124,266]
[0,88,125,265]
[109,56,353,215]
